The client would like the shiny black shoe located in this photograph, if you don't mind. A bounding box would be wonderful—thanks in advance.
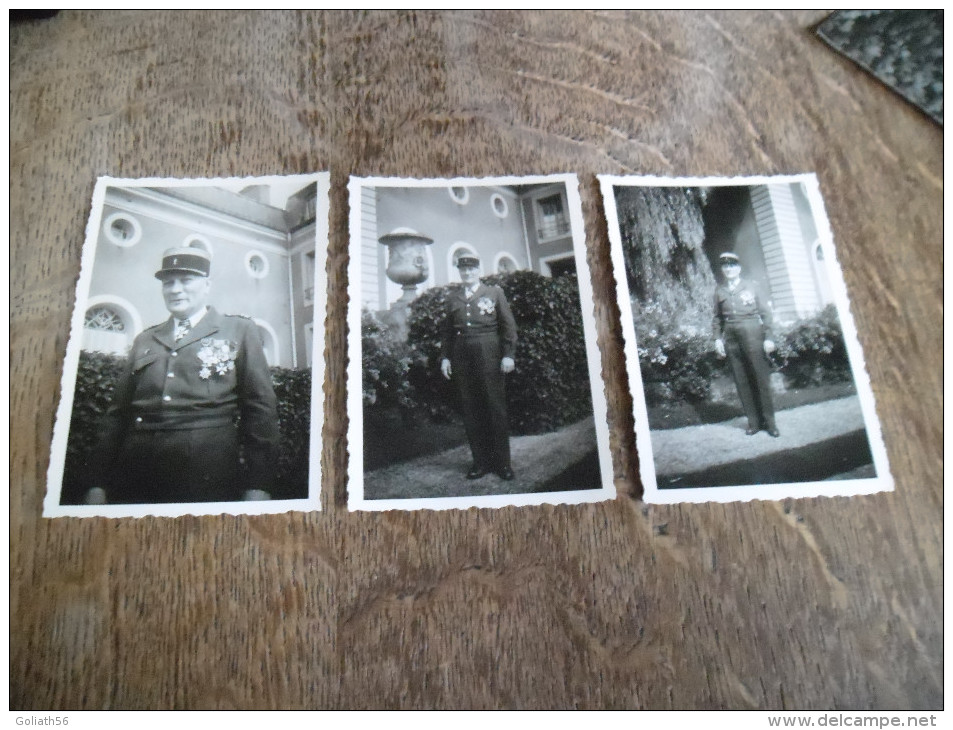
[745,427,759,436]
[466,467,488,480]
[766,428,780,438]
[497,467,515,481]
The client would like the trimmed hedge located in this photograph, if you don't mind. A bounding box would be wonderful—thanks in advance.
[60,350,311,503]
[404,270,593,435]
[61,350,126,504]
[270,366,312,499]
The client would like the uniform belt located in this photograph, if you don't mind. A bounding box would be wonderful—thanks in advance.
[455,329,497,337]
[131,410,238,431]
[723,316,762,326]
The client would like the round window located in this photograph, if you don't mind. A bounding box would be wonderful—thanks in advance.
[184,234,212,256]
[245,251,270,279]
[448,186,469,205]
[103,212,142,247]
[490,193,509,218]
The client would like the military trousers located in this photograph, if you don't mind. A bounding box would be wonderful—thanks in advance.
[107,422,242,504]
[452,333,511,472]
[723,320,776,431]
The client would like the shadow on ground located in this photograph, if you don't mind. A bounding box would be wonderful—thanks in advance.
[652,396,877,489]
[362,417,602,501]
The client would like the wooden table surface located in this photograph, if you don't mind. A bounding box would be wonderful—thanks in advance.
[10,11,942,710]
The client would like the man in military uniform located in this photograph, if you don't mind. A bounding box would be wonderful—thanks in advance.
[712,251,780,437]
[85,247,279,504]
[440,255,518,480]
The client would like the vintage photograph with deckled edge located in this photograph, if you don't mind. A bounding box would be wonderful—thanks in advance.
[44,173,329,518]
[600,174,893,504]
[346,174,615,511]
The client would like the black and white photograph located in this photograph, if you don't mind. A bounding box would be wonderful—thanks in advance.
[600,174,893,503]
[347,174,614,511]
[44,173,329,518]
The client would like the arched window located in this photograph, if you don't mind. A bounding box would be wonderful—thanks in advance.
[84,305,125,333]
[303,322,314,368]
[253,318,280,367]
[448,186,469,205]
[494,253,519,275]
[447,242,479,282]
[810,238,834,308]
[82,297,142,356]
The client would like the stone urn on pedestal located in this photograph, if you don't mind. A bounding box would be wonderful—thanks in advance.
[378,227,434,335]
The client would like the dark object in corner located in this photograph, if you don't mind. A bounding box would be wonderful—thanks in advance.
[10,10,60,23]
[816,10,943,125]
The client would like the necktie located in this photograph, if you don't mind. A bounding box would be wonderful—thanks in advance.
[175,318,191,341]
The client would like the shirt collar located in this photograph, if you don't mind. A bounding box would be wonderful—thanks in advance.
[178,306,209,328]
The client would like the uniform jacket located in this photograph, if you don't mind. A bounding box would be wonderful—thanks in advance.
[93,306,279,491]
[440,282,518,362]
[712,278,774,340]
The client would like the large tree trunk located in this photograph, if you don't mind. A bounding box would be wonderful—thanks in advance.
[614,186,716,334]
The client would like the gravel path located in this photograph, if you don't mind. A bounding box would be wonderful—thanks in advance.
[362,417,599,500]
[649,396,867,476]
[361,397,868,500]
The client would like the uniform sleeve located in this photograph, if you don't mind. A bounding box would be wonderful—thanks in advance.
[712,289,723,339]
[756,283,775,340]
[235,319,279,492]
[496,287,518,360]
[439,296,453,362]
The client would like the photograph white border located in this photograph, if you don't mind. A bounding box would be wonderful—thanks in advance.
[347,173,615,511]
[44,172,330,518]
[599,173,893,504]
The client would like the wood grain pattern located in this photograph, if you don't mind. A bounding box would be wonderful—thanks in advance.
[10,10,941,709]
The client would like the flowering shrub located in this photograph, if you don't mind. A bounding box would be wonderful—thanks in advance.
[636,301,851,407]
[634,301,724,406]
[361,308,414,410]
[776,304,851,387]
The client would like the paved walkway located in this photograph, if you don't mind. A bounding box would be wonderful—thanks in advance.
[650,396,867,477]
[363,417,599,500]
[362,396,870,499]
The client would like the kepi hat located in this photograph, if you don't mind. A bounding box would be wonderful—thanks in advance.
[455,254,480,269]
[155,247,211,279]
[718,252,741,265]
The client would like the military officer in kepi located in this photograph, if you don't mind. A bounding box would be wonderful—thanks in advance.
[85,247,280,504]
[712,251,780,437]
[440,255,518,481]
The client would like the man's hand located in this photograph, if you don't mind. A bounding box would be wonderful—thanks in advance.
[763,339,776,355]
[714,339,726,358]
[84,487,107,505]
[500,357,515,373]
[242,489,271,501]
[440,358,452,380]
